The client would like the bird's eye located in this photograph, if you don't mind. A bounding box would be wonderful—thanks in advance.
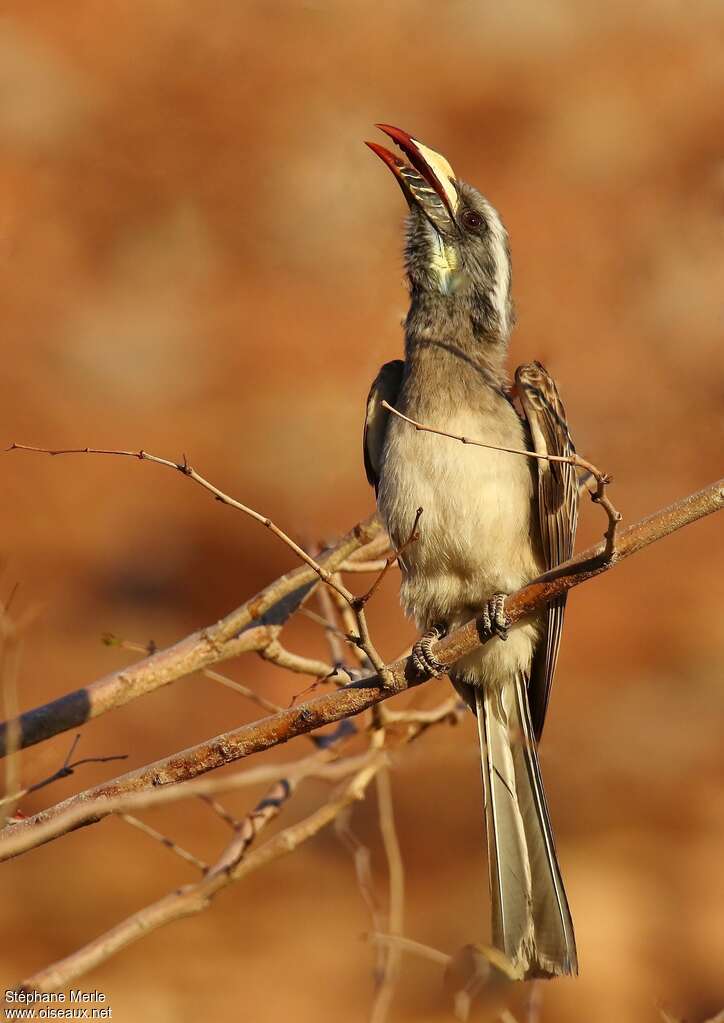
[461,209,484,231]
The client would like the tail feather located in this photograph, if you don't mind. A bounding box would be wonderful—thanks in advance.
[475,677,577,978]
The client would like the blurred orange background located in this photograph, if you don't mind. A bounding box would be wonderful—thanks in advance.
[1,3,723,1021]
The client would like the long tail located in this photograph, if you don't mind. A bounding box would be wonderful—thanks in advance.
[474,675,577,979]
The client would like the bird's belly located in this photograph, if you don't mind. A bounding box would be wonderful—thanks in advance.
[377,409,542,684]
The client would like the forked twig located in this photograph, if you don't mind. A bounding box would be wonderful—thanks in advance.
[0,733,127,811]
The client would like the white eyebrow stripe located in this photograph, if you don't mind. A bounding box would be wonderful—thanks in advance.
[480,198,511,337]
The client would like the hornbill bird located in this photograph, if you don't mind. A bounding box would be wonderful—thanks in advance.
[364,125,579,979]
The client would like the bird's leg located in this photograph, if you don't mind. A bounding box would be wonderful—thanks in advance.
[477,593,510,643]
[411,622,448,679]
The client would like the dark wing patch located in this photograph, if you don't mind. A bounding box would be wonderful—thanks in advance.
[515,361,579,741]
[363,360,405,493]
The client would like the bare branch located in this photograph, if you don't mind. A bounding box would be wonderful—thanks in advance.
[259,638,338,680]
[316,584,352,670]
[119,814,209,873]
[3,442,397,694]
[2,478,719,864]
[357,507,421,610]
[3,443,356,602]
[338,559,394,573]
[0,733,127,810]
[1,610,23,827]
[370,764,405,1023]
[13,693,464,993]
[0,512,383,757]
[335,808,386,977]
[14,756,385,993]
[112,637,286,715]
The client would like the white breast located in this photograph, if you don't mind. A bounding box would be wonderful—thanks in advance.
[377,399,542,686]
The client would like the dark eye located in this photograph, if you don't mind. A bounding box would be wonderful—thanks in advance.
[461,209,484,231]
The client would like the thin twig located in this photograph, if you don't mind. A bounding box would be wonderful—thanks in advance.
[0,737,128,810]
[2,443,353,603]
[383,696,466,743]
[316,585,351,669]
[111,636,285,715]
[370,764,405,1023]
[381,401,604,479]
[200,667,284,714]
[330,578,373,670]
[198,795,241,830]
[335,807,387,979]
[0,751,379,858]
[3,443,396,685]
[338,559,393,574]
[120,814,209,873]
[297,605,350,643]
[259,638,338,680]
[382,400,622,556]
[357,507,422,609]
[0,611,23,827]
[371,933,451,968]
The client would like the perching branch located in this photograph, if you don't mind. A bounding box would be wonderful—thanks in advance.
[2,477,720,864]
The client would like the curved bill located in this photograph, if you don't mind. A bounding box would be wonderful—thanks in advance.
[366,124,459,237]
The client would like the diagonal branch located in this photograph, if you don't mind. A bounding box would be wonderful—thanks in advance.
[3,443,392,688]
[2,478,720,863]
[3,443,352,600]
[0,513,383,757]
[14,756,385,994]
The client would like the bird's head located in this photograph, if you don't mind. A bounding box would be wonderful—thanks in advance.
[367,124,513,342]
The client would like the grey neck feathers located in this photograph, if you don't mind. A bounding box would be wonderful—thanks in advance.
[404,287,510,395]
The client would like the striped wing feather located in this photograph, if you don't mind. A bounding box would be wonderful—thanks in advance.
[363,360,404,493]
[515,362,579,740]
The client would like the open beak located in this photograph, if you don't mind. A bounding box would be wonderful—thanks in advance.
[366,124,459,237]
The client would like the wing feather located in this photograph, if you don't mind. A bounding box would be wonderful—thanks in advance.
[515,362,579,740]
[363,360,404,493]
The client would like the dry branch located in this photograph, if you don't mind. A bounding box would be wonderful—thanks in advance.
[3,477,720,864]
[3,442,393,694]
[12,690,467,993]
[370,761,406,1023]
[16,756,385,994]
[0,512,384,757]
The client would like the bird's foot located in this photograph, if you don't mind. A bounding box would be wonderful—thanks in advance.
[411,623,448,679]
[477,593,510,643]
